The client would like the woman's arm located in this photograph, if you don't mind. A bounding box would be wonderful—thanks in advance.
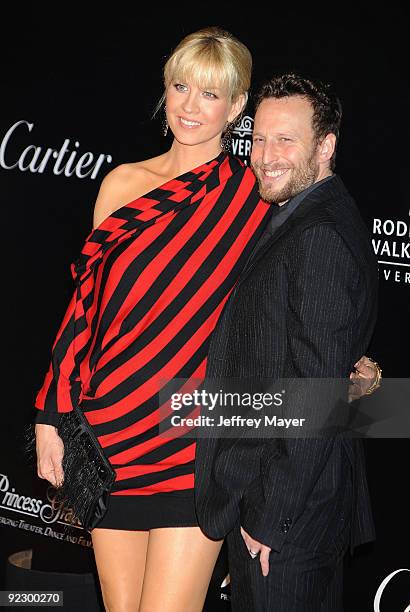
[34,165,131,421]
[348,355,381,401]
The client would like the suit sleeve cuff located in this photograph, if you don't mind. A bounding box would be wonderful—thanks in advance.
[240,497,292,553]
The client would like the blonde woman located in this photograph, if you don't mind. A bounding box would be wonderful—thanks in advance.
[34,28,377,611]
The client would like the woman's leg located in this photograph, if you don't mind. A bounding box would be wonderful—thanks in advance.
[90,527,149,612]
[139,526,223,612]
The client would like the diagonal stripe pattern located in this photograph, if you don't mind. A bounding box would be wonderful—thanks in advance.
[35,152,270,495]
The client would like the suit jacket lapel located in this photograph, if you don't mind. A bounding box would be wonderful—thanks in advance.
[235,175,346,286]
[237,217,292,284]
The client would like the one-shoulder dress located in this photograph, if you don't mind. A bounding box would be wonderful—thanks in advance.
[34,152,271,529]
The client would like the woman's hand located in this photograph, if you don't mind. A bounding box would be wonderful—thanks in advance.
[35,424,65,487]
[348,355,381,402]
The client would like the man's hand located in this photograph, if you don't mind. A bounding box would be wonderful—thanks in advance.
[240,526,271,577]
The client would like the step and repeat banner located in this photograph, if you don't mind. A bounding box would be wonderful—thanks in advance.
[2,8,408,611]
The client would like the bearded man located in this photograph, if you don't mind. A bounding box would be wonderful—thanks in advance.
[195,73,378,611]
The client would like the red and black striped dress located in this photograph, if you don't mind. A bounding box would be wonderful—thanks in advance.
[34,152,270,529]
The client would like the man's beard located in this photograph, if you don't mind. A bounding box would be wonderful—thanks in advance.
[252,150,320,204]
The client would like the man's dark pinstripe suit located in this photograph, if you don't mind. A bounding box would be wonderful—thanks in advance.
[194,175,378,611]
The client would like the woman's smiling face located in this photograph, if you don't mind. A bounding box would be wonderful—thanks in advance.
[165,79,244,148]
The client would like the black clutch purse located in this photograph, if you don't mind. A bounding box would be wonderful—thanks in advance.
[24,406,116,533]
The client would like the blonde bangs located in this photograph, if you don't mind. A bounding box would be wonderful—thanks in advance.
[163,27,252,103]
[165,44,235,98]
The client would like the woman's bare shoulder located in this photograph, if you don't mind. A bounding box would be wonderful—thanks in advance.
[92,155,167,229]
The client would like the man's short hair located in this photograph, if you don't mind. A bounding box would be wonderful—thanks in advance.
[255,73,342,170]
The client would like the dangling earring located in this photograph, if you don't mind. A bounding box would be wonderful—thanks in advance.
[162,106,169,137]
[221,121,234,151]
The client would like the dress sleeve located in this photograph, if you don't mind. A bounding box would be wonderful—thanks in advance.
[34,411,61,427]
[34,286,83,422]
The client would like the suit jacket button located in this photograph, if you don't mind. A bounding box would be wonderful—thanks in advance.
[280,518,292,533]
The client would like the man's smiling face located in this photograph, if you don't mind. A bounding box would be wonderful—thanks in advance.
[251,95,321,205]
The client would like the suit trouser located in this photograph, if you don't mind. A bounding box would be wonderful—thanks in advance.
[227,524,346,612]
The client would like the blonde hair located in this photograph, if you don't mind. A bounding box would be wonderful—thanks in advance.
[154,27,252,116]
